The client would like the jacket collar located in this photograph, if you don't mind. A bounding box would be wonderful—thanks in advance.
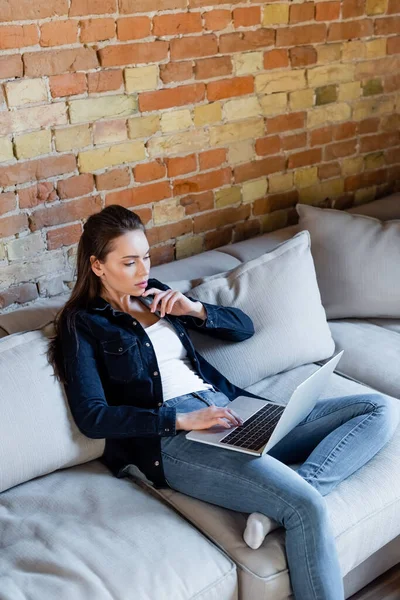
[89,279,156,314]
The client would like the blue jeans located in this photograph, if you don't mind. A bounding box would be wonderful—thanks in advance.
[160,388,400,600]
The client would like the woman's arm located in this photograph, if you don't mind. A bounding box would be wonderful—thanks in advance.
[61,315,177,439]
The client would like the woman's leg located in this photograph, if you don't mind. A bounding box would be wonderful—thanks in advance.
[160,390,345,600]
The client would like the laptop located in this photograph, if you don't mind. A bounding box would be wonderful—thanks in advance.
[186,350,344,456]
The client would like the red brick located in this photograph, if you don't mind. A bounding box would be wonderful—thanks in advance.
[203,9,231,31]
[310,126,333,146]
[0,0,68,21]
[146,219,192,245]
[117,17,151,41]
[0,55,23,79]
[0,155,76,187]
[0,284,38,309]
[233,219,261,243]
[328,19,374,41]
[0,214,29,238]
[170,34,218,60]
[264,49,290,69]
[193,205,251,234]
[165,154,197,177]
[219,29,275,53]
[375,16,400,35]
[384,73,400,92]
[207,76,254,101]
[333,122,357,140]
[50,73,87,98]
[357,118,379,135]
[150,244,174,267]
[153,13,202,36]
[99,41,168,68]
[0,25,39,50]
[255,135,282,156]
[58,174,94,199]
[324,139,357,160]
[386,146,400,164]
[267,112,306,133]
[289,46,317,67]
[139,83,205,112]
[359,132,400,153]
[29,196,102,231]
[40,21,78,47]
[281,132,307,150]
[134,160,166,183]
[120,0,186,12]
[24,48,98,77]
[253,190,298,214]
[173,167,231,195]
[342,0,364,17]
[105,181,171,207]
[288,148,322,169]
[160,62,193,84]
[95,168,131,190]
[205,226,233,250]
[276,24,326,46]
[388,0,400,13]
[234,155,286,182]
[318,162,341,179]
[290,2,315,23]
[0,192,16,216]
[87,70,123,93]
[233,7,261,27]
[180,190,214,215]
[199,149,226,170]
[345,169,388,191]
[19,183,57,208]
[47,223,83,249]
[80,18,115,43]
[69,0,116,16]
[316,1,340,20]
[194,56,232,80]
[189,0,242,6]
[387,36,400,55]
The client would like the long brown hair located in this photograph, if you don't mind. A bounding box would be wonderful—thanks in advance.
[47,204,145,384]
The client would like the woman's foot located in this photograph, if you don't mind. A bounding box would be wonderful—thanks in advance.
[243,512,280,549]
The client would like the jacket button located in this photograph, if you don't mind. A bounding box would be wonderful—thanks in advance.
[154,461,160,466]
[118,347,123,352]
[153,371,158,376]
[146,342,150,347]
[158,402,162,407]
[180,333,184,337]
[165,428,169,432]
[132,321,137,326]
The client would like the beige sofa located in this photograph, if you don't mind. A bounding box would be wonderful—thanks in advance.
[0,193,399,599]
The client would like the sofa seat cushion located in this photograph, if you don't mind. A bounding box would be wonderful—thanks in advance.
[320,319,400,400]
[154,367,400,600]
[0,460,237,600]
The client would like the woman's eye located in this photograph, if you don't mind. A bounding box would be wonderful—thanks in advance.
[124,256,150,267]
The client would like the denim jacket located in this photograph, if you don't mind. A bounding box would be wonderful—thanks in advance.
[61,277,266,488]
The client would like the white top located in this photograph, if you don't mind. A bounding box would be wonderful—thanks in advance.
[145,318,214,402]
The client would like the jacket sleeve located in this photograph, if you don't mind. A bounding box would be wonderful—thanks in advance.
[61,314,177,440]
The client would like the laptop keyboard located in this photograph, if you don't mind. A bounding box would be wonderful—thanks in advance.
[220,403,286,451]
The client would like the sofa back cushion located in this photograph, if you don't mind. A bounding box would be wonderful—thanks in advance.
[0,329,103,493]
[186,231,335,388]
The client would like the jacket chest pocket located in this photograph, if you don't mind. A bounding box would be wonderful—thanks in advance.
[101,337,143,383]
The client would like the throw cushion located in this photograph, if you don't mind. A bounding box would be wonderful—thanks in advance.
[296,204,400,319]
[184,230,335,389]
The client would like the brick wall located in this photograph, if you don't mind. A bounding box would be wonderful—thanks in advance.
[0,0,399,310]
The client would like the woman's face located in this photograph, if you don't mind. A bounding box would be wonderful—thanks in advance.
[91,230,151,298]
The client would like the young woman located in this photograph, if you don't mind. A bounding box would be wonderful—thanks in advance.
[48,204,399,600]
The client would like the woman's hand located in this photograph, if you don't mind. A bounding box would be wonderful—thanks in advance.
[176,406,244,431]
[142,287,206,319]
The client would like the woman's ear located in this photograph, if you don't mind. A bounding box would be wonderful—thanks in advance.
[90,255,103,278]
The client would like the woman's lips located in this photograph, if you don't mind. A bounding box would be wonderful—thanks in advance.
[135,281,148,287]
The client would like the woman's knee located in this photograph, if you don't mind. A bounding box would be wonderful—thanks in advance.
[283,480,328,530]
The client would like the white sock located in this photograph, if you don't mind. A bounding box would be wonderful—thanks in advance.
[243,512,280,550]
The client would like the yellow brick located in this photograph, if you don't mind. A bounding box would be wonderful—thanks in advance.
[307,103,351,128]
[15,130,52,160]
[289,89,314,110]
[366,0,388,14]
[263,3,289,24]
[209,118,265,146]
[228,140,254,165]
[128,115,160,139]
[294,167,318,188]
[268,172,293,193]
[242,178,268,203]
[317,44,341,64]
[93,120,128,145]
[352,96,395,120]
[261,209,287,233]
[365,38,387,59]
[125,65,158,92]
[78,141,145,173]
[147,129,209,158]
[341,41,365,62]
[223,96,261,121]
[70,95,137,124]
[342,156,363,176]
[54,124,91,152]
[176,235,203,260]
[299,179,344,204]
[0,243,5,260]
[307,64,355,87]
[233,52,263,76]
[153,199,185,226]
[256,70,306,94]
[160,109,192,133]
[215,186,241,208]
[354,187,376,204]
[338,81,361,102]
[364,152,385,170]
[260,92,288,115]
[193,102,222,127]
[0,136,14,162]
[0,103,67,135]
[5,78,48,108]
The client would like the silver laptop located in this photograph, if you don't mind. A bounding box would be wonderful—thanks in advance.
[186,350,344,456]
